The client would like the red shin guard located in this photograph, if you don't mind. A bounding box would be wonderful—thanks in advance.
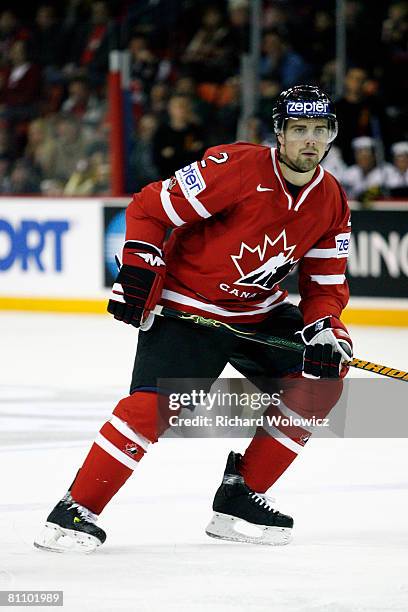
[239,375,343,492]
[70,392,159,514]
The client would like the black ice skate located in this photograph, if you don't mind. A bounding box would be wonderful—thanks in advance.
[34,493,106,553]
[206,451,293,546]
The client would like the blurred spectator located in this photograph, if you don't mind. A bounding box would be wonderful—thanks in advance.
[128,34,171,118]
[0,39,41,110]
[121,0,187,53]
[382,1,408,46]
[129,33,170,91]
[153,94,206,178]
[345,1,384,71]
[63,145,110,195]
[8,158,40,194]
[182,6,232,83]
[84,116,109,160]
[0,123,15,160]
[63,158,96,195]
[226,0,250,61]
[24,117,55,179]
[31,5,63,70]
[335,67,388,165]
[213,76,241,143]
[321,146,347,182]
[61,75,105,131]
[148,82,170,122]
[44,114,87,182]
[92,154,111,195]
[263,3,289,31]
[243,116,264,144]
[0,10,31,63]
[260,29,311,89]
[174,76,212,125]
[40,177,64,196]
[320,60,337,98]
[342,136,382,202]
[382,2,408,109]
[191,75,241,143]
[64,0,114,86]
[308,10,335,68]
[129,113,159,191]
[258,78,280,134]
[0,154,11,193]
[0,39,42,153]
[380,141,408,198]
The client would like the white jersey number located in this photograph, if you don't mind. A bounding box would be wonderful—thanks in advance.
[200,153,229,168]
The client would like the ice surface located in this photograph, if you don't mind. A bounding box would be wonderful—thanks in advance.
[1,312,408,612]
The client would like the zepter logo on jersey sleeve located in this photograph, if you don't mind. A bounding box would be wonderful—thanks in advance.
[175,162,206,199]
[231,230,299,290]
[335,233,350,258]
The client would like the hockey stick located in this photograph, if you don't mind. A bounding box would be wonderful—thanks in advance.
[152,305,408,382]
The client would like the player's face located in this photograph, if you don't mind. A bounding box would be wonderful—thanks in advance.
[279,118,329,172]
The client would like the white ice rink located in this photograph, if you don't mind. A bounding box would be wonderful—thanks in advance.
[1,312,408,612]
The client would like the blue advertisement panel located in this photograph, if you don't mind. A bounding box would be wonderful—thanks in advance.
[104,206,126,287]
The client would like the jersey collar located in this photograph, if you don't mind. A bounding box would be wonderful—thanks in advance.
[270,148,324,211]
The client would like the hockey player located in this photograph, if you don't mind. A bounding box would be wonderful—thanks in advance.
[34,85,352,552]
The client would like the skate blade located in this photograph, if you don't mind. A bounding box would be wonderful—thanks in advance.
[33,522,102,554]
[205,512,292,546]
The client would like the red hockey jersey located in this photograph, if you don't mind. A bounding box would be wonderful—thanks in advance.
[126,143,351,324]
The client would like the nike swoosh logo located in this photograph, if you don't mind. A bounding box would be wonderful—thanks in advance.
[257,184,274,192]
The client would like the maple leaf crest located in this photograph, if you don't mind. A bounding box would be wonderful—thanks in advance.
[125,443,139,457]
[231,230,298,290]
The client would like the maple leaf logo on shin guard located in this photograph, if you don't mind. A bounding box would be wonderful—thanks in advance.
[231,230,298,290]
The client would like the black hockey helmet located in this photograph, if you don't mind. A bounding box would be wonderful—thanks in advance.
[272,85,338,143]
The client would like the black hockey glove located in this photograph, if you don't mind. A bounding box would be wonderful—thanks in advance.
[300,316,353,379]
[107,240,165,327]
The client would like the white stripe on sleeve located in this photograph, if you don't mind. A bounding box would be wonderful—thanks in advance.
[304,247,338,258]
[175,165,211,219]
[160,179,185,226]
[310,274,346,285]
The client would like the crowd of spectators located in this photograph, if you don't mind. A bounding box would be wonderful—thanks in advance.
[0,0,407,201]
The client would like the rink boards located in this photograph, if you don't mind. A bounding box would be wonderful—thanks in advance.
[0,196,407,326]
